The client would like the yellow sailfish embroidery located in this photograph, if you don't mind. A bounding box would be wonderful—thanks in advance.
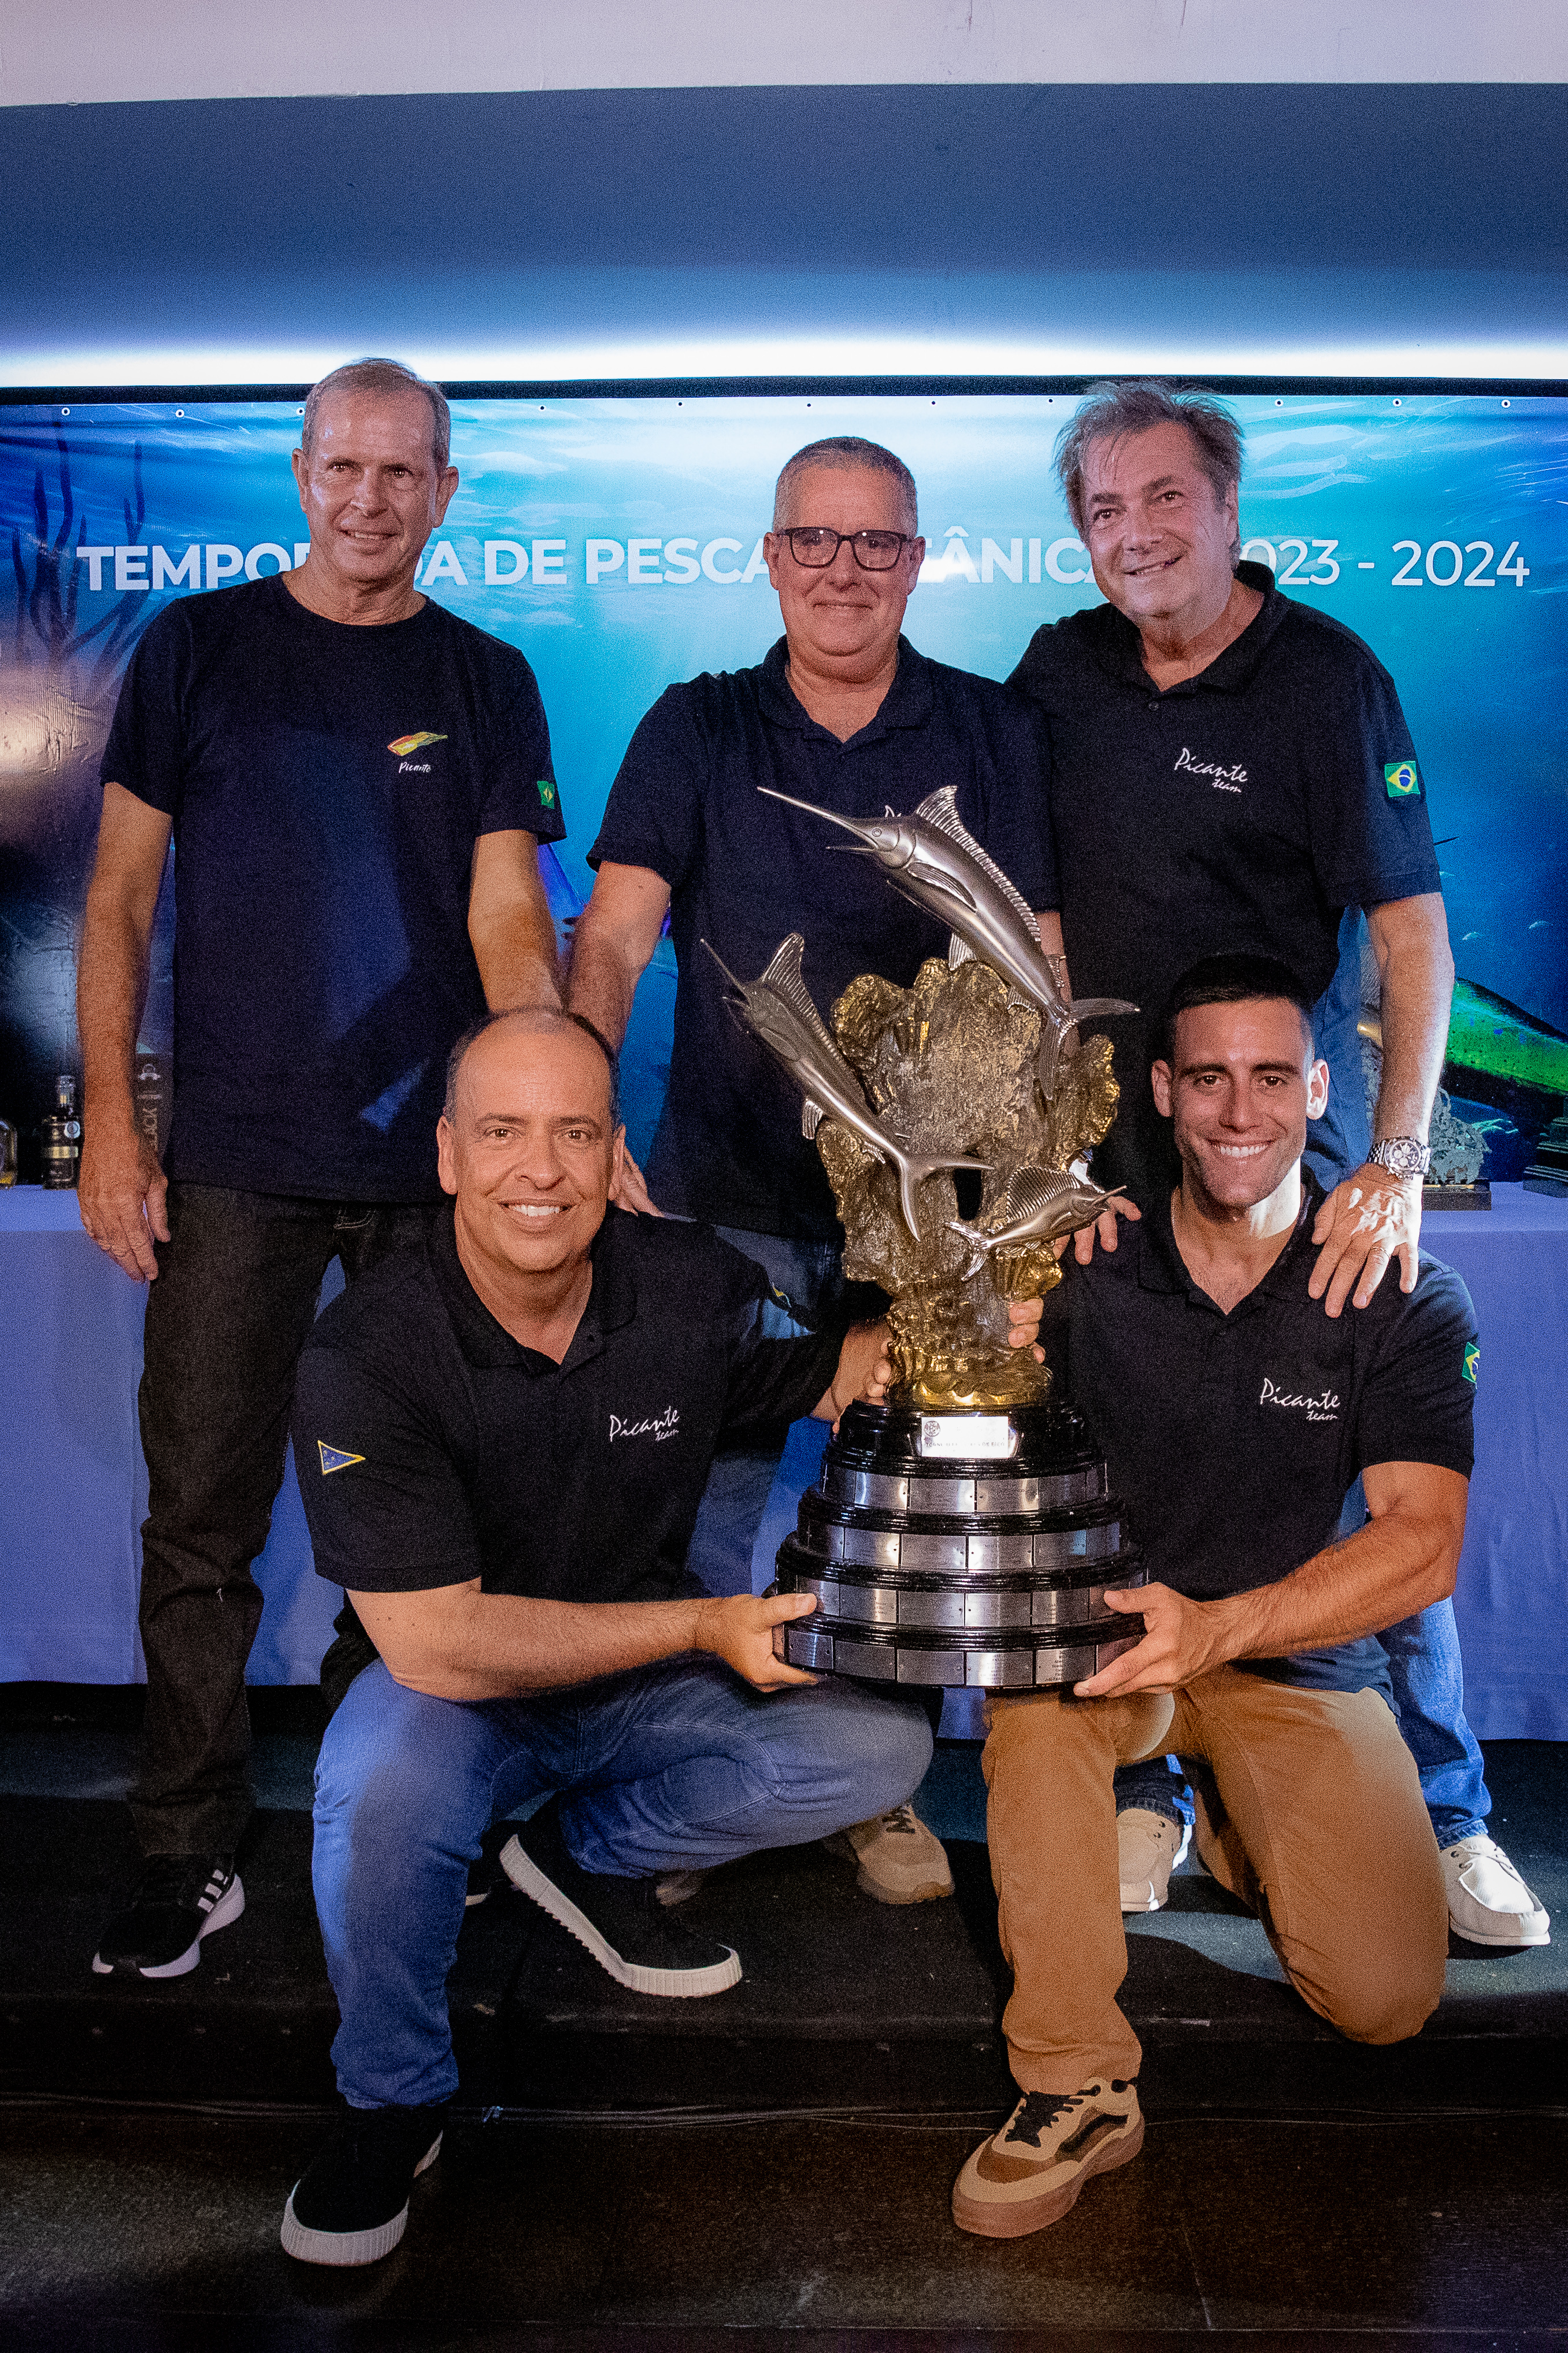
[388,732,447,756]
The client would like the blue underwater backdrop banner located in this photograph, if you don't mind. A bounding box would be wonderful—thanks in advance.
[2,390,1566,1171]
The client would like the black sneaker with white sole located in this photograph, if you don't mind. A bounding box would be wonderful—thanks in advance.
[281,2102,448,2267]
[500,1802,741,1996]
[92,1855,244,1979]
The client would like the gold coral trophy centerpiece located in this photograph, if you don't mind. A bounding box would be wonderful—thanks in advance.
[824,954,1121,1408]
[707,782,1133,1411]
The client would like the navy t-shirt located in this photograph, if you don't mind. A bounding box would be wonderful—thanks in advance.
[101,575,565,1200]
[292,1204,847,1711]
[1050,1178,1476,1695]
[1009,567,1443,1203]
[590,637,1054,1239]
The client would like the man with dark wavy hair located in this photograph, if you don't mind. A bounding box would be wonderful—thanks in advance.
[1009,380,1546,1952]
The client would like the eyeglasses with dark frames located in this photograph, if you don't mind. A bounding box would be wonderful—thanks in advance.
[778,526,916,572]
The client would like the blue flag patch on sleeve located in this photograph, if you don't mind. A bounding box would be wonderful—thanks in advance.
[318,1441,365,1475]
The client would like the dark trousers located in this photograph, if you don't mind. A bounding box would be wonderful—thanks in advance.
[133,1181,430,1856]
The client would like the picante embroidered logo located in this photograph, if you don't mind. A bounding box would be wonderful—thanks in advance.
[1174,745,1247,793]
[1258,1376,1340,1424]
[1462,1342,1480,1386]
[538,778,558,809]
[387,732,447,756]
[317,1442,365,1475]
[608,1405,680,1444]
[1384,760,1421,800]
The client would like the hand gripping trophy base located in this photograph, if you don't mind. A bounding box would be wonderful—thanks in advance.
[772,1396,1147,1692]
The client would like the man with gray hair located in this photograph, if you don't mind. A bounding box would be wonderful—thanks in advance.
[568,434,1055,1903]
[1008,380,1547,1951]
[79,357,564,1979]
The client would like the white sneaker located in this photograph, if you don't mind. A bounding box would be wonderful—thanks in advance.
[823,1803,954,1904]
[1440,1835,1551,1948]
[1117,1808,1190,1914]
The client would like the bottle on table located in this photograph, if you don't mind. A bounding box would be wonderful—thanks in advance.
[40,1074,81,1189]
[134,1054,166,1158]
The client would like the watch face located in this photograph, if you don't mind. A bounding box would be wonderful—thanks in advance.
[1374,1139,1429,1179]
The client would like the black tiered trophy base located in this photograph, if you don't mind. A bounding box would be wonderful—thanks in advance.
[772,1397,1145,1690]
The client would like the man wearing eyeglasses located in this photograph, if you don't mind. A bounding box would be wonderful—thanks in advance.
[568,436,1054,1906]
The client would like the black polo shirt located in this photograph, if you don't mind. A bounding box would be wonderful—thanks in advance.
[292,1204,846,1712]
[102,576,564,1201]
[1009,567,1442,1203]
[1050,1178,1476,1695]
[590,637,1054,1240]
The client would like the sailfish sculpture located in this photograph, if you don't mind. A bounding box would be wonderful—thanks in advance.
[757,783,1137,1093]
[949,1163,1126,1268]
[702,933,989,1244]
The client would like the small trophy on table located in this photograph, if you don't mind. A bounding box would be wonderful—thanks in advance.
[706,785,1148,1695]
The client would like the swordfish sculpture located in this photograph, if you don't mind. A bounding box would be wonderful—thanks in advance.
[701,932,989,1244]
[757,783,1137,1093]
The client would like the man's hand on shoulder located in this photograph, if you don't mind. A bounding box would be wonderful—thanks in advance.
[695,1589,821,1691]
[609,1143,661,1216]
[79,1119,169,1281]
[1072,1582,1235,1699]
[1308,1166,1422,1317]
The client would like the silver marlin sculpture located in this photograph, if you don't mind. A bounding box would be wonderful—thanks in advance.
[701,932,989,1244]
[757,783,1137,1093]
[948,1161,1126,1264]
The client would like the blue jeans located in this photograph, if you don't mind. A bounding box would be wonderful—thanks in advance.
[683,1230,846,1600]
[312,1655,932,2110]
[1378,1598,1489,1848]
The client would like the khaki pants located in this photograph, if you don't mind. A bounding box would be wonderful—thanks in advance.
[982,1667,1448,2095]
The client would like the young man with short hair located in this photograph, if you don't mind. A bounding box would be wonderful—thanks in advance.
[955,954,1496,2240]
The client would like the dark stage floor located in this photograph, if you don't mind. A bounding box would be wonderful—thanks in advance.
[1,1686,1565,2346]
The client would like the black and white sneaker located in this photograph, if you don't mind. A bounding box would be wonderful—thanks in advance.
[281,2102,448,2267]
[92,1855,244,1978]
[500,1803,741,1996]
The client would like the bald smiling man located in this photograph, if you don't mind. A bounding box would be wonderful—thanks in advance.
[281,1007,1043,2269]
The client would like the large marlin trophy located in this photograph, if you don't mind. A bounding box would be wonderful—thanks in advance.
[757,783,1136,1092]
[746,795,1151,1695]
[702,931,989,1244]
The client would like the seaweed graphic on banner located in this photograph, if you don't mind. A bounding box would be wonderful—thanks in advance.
[1,431,173,1145]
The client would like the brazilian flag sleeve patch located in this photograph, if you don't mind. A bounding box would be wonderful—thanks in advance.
[537,778,558,809]
[318,1441,365,1476]
[1462,1342,1480,1388]
[1384,759,1421,800]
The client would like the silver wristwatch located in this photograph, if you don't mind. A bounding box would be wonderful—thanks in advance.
[1368,1135,1432,1181]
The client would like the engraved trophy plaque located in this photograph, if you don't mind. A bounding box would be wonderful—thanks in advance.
[709,784,1148,1692]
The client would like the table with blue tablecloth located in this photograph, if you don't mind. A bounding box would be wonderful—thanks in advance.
[2,1184,1564,1737]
